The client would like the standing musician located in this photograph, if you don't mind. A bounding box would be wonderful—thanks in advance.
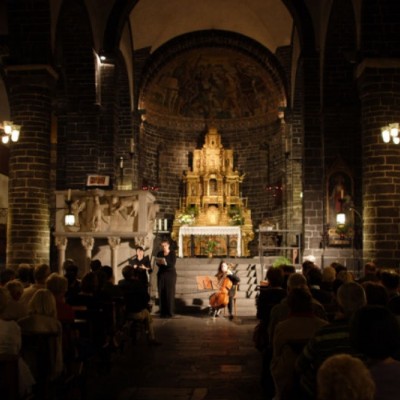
[209,261,240,318]
[129,246,152,288]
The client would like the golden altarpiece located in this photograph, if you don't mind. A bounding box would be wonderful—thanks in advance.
[171,128,254,257]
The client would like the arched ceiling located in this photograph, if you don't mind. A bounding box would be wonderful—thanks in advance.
[129,0,293,53]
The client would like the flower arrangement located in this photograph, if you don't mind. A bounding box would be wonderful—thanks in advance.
[177,205,198,225]
[228,206,244,226]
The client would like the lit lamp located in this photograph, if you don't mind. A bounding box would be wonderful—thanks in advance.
[1,121,21,144]
[381,123,400,144]
[336,212,346,226]
[64,189,75,226]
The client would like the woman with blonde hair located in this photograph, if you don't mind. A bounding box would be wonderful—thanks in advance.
[18,288,63,381]
[317,354,375,400]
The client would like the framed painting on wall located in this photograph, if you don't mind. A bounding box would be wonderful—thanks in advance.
[86,175,111,188]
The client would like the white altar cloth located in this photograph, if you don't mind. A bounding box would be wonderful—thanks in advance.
[178,226,241,257]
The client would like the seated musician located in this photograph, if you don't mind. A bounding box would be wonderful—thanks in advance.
[209,261,240,318]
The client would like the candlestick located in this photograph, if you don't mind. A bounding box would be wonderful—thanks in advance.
[119,156,124,169]
[164,218,168,231]
[158,219,162,231]
[67,189,71,201]
[153,219,157,231]
[130,138,135,154]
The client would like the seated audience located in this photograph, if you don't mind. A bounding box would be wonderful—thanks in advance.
[296,281,367,399]
[350,305,400,400]
[317,354,375,400]
[306,267,333,305]
[320,266,336,293]
[3,279,28,320]
[361,281,388,306]
[20,263,50,306]
[0,287,35,398]
[63,261,81,303]
[271,287,328,399]
[358,261,379,283]
[0,267,16,286]
[380,269,399,300]
[16,263,34,288]
[118,265,160,345]
[18,288,63,381]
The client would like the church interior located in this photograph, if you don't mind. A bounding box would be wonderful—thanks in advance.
[1,1,400,399]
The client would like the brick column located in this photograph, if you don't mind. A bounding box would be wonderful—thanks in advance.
[357,59,400,267]
[5,65,57,269]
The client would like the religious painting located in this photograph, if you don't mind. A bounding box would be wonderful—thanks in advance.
[86,175,111,188]
[326,159,354,246]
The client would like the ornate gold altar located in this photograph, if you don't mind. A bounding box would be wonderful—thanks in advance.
[171,127,254,257]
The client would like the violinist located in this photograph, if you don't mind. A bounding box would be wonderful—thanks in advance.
[209,261,240,318]
[130,246,152,288]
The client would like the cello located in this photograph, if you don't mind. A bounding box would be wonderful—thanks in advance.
[209,261,234,313]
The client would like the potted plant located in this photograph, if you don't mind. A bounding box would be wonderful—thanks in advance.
[205,239,218,258]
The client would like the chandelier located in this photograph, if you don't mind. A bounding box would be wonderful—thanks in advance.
[1,121,21,144]
[381,123,399,144]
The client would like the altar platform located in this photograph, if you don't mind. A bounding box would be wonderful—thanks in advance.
[150,257,261,317]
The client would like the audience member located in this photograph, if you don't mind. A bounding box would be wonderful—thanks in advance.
[296,281,367,399]
[271,287,328,399]
[281,265,296,289]
[0,267,16,286]
[18,288,63,381]
[16,263,34,288]
[380,269,399,300]
[89,259,102,273]
[317,354,375,400]
[0,287,35,398]
[118,265,160,345]
[350,305,400,400]
[361,281,388,306]
[3,279,28,320]
[306,267,333,305]
[20,263,50,306]
[330,262,347,276]
[302,260,315,278]
[359,261,379,283]
[63,261,81,302]
[320,266,336,293]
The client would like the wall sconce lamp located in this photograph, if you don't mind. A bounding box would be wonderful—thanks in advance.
[1,121,21,144]
[381,123,399,144]
[336,206,362,226]
[64,189,75,226]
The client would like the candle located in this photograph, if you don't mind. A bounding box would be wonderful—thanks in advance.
[340,189,344,199]
[67,189,71,201]
[285,138,289,153]
[119,157,124,169]
[130,138,135,154]
[153,219,157,231]
[158,219,162,231]
[164,218,168,231]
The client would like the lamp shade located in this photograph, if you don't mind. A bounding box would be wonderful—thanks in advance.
[336,212,346,225]
[64,213,75,226]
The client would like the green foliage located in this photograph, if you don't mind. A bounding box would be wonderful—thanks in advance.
[272,256,292,268]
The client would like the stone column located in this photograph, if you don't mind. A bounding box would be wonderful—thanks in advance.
[357,59,400,267]
[108,236,121,281]
[81,236,94,274]
[55,236,68,274]
[5,65,57,269]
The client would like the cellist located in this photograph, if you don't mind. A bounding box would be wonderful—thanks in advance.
[209,261,238,317]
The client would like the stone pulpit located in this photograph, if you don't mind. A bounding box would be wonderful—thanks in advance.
[171,127,254,257]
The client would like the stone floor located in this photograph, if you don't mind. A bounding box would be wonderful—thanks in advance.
[85,314,265,400]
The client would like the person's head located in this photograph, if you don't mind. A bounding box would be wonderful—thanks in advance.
[336,282,366,318]
[317,354,375,400]
[122,265,135,280]
[80,272,98,294]
[90,259,102,272]
[136,246,144,258]
[218,261,229,274]
[287,272,307,291]
[330,262,347,276]
[64,262,79,281]
[287,287,313,314]
[336,270,354,283]
[46,273,68,298]
[266,267,284,287]
[17,263,33,284]
[160,240,170,252]
[364,262,377,275]
[302,260,315,277]
[0,286,10,315]
[28,288,57,318]
[350,305,400,361]
[5,279,24,301]
[33,263,50,284]
[361,281,388,306]
[0,268,16,286]
[99,266,114,285]
[380,269,400,292]
[322,266,336,283]
[306,267,323,286]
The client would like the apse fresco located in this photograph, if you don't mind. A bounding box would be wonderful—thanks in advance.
[145,48,276,119]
